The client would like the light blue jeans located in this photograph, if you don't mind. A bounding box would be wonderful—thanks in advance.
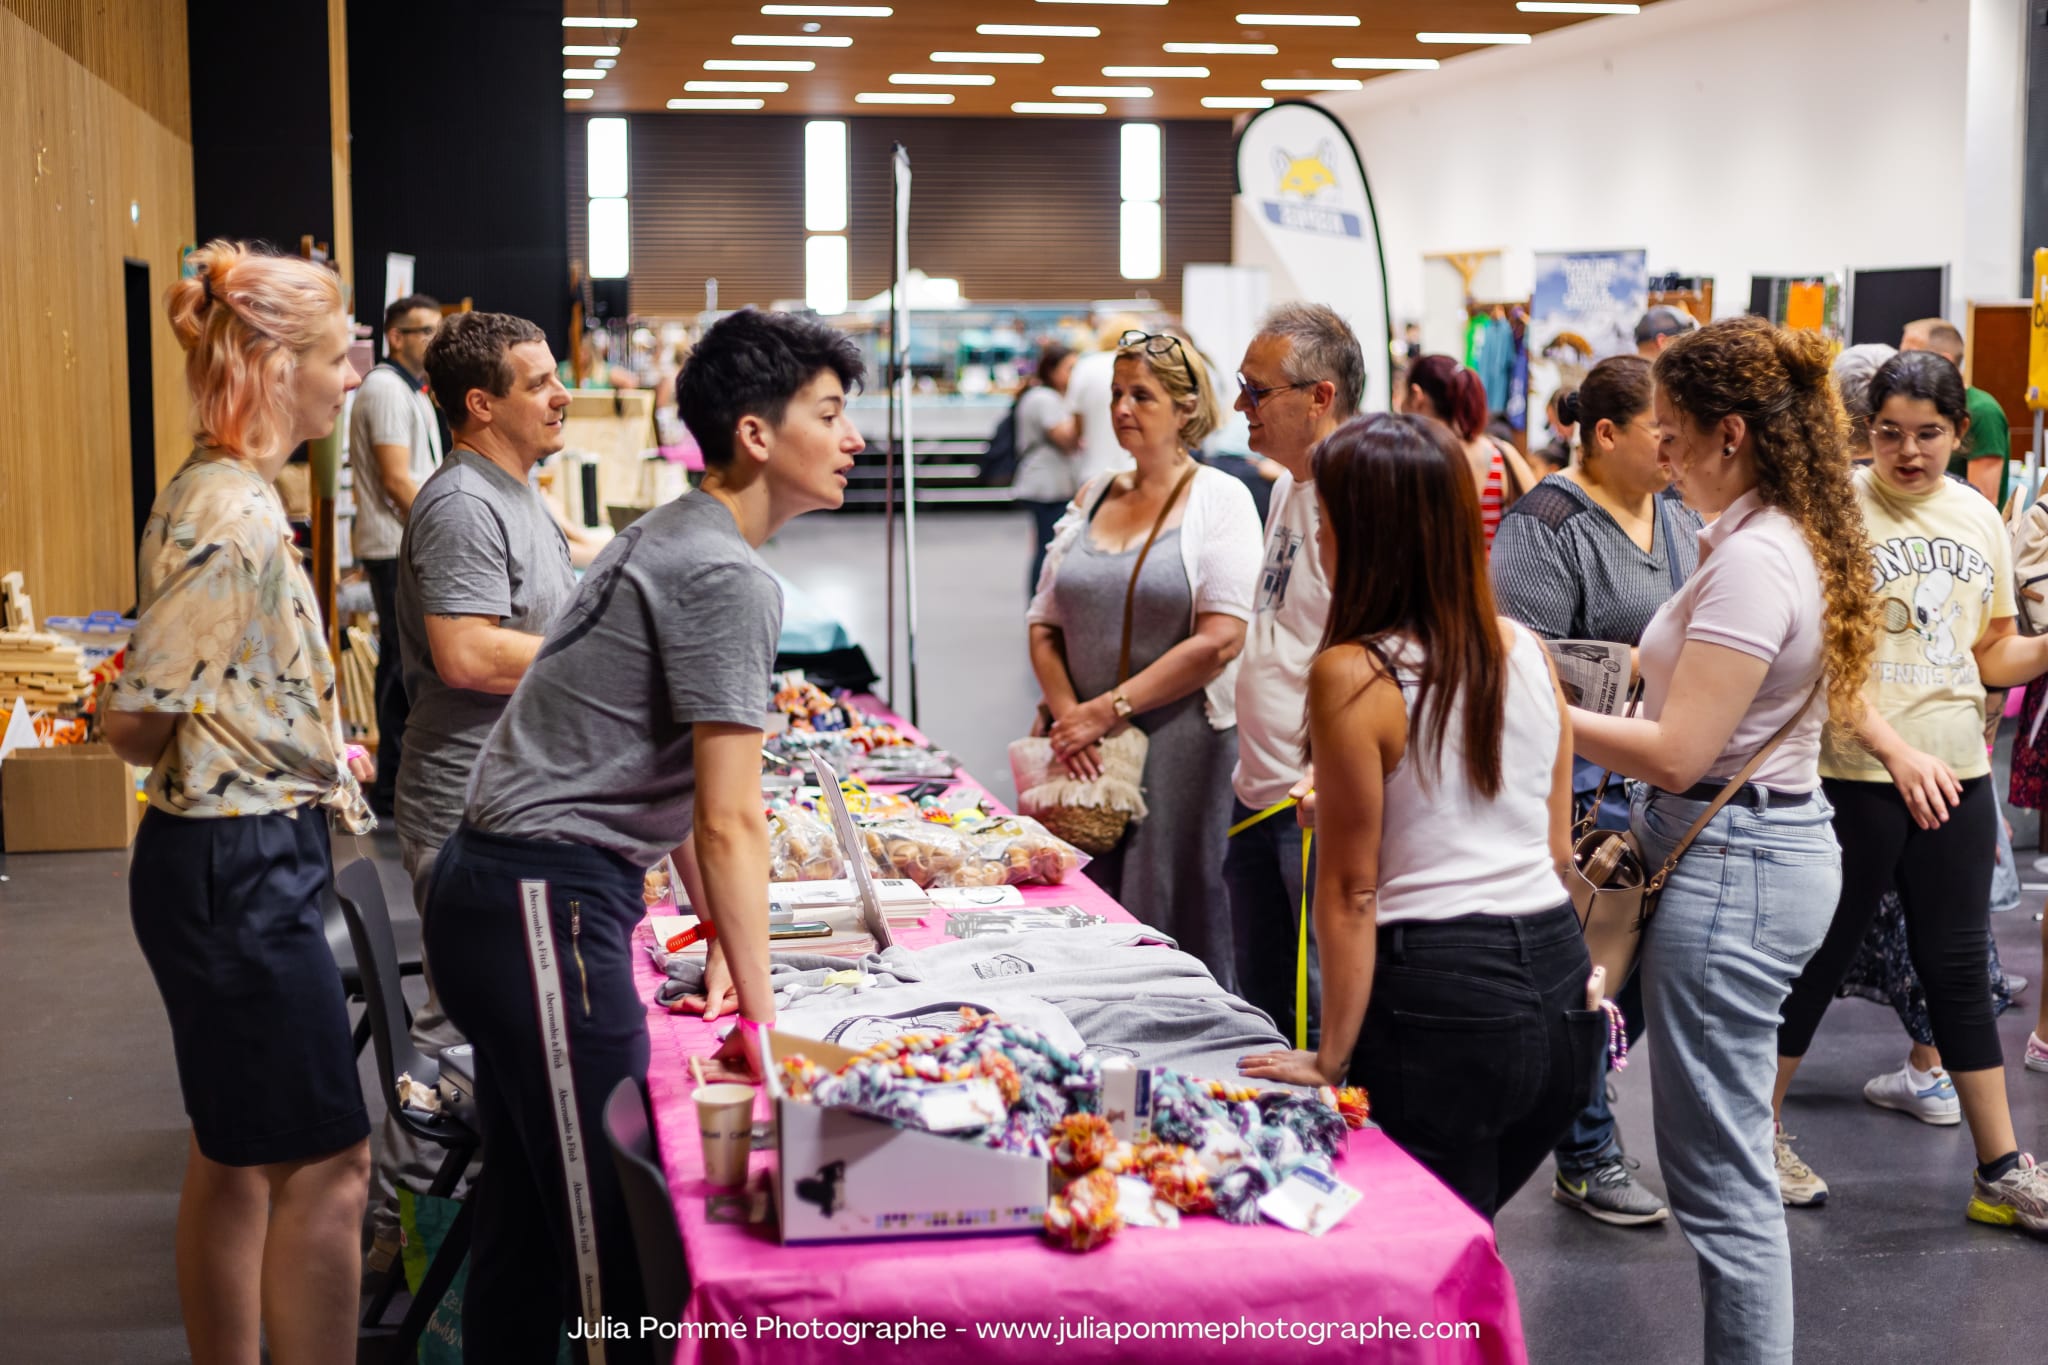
[1631,782,1840,1365]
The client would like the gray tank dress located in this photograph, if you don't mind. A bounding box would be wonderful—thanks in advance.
[1052,522,1240,989]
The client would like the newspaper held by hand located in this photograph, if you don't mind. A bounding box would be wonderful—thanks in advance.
[1547,640,1633,717]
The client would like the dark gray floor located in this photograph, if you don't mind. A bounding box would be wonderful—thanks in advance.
[4,510,2045,1362]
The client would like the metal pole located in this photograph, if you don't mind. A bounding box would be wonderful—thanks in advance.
[893,143,920,727]
[2030,409,2045,512]
[882,167,899,713]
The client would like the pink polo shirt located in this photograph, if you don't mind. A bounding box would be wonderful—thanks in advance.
[1637,489,1827,793]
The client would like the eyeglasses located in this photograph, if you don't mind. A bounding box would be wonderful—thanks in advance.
[1235,373,1317,414]
[1119,330,1200,399]
[1871,422,1954,451]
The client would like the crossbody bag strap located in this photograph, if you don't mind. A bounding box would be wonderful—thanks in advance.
[1644,679,1824,894]
[1116,464,1198,686]
[1573,678,1643,841]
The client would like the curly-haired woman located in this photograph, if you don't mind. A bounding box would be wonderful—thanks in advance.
[1570,317,1876,1365]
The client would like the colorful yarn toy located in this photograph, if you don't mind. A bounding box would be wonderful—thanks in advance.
[1044,1170,1122,1252]
[1050,1114,1117,1178]
[1600,997,1631,1072]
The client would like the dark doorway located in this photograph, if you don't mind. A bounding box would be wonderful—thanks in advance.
[123,258,156,555]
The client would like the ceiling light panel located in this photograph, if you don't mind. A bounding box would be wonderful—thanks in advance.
[1235,12,1361,25]
[761,4,893,14]
[732,34,853,46]
[1201,95,1274,108]
[1332,56,1440,69]
[1053,85,1152,97]
[667,97,769,109]
[563,17,637,27]
[1517,2,1639,12]
[563,45,621,56]
[856,91,956,104]
[1417,31,1533,43]
[889,72,997,85]
[1165,42,1277,54]
[686,80,788,92]
[931,51,1045,62]
[1102,65,1208,77]
[1013,101,1107,113]
[977,24,1100,36]
[1262,78,1363,90]
[564,68,606,79]
[704,59,816,70]
[1035,0,1164,5]
[564,88,596,99]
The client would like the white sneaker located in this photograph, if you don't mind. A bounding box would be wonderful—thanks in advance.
[1863,1064,1962,1126]
[1775,1127,1829,1207]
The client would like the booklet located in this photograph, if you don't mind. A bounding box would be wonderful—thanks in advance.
[1547,639,1633,717]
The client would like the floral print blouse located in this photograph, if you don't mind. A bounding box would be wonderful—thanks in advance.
[113,451,372,833]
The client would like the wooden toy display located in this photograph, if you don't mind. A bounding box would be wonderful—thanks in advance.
[0,573,94,710]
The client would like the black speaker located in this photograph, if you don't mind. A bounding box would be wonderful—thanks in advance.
[590,277,630,321]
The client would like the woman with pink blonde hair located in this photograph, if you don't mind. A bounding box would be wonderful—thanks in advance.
[103,239,373,1365]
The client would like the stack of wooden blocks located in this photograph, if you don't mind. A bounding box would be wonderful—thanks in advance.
[0,573,94,710]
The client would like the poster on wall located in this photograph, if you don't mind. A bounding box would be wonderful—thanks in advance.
[1528,249,1648,453]
[1232,102,1393,414]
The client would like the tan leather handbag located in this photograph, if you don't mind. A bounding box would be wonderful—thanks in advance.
[1569,683,1820,993]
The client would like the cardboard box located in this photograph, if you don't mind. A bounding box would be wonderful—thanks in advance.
[762,1029,1049,1244]
[1,744,141,852]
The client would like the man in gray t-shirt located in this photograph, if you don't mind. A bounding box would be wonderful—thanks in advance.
[367,310,573,1263]
[422,310,868,1352]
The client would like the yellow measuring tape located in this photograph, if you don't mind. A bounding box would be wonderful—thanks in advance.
[1226,797,1313,1051]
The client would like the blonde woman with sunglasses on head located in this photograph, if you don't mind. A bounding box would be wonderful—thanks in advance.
[1027,331,1262,984]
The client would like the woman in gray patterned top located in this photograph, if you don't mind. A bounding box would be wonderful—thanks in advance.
[1489,353,1701,1228]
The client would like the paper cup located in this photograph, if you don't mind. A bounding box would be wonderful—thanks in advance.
[695,1083,755,1188]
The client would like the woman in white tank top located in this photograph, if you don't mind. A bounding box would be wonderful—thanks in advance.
[1241,413,1603,1219]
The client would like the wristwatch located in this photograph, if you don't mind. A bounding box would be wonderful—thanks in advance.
[1111,692,1134,720]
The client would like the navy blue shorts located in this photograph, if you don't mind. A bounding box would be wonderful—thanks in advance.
[130,806,369,1166]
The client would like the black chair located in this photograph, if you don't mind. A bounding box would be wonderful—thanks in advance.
[333,857,479,1362]
[323,866,423,1058]
[603,1077,692,1332]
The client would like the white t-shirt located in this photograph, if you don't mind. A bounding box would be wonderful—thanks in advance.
[1637,489,1827,793]
[1232,471,1332,808]
[1376,625,1568,923]
[1063,351,1134,489]
[350,363,444,560]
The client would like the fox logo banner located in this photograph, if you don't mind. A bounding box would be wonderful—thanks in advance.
[1234,102,1392,412]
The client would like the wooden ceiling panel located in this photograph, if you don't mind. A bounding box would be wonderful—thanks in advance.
[562,1,1665,120]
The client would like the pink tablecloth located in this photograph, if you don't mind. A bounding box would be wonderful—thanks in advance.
[634,702,1527,1364]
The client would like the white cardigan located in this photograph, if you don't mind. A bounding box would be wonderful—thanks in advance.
[1026,464,1263,730]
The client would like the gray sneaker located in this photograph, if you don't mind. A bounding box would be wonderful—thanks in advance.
[1553,1153,1670,1226]
[1968,1153,2048,1234]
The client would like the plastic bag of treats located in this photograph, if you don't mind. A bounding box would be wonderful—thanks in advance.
[858,818,973,888]
[769,805,850,882]
[953,815,1086,887]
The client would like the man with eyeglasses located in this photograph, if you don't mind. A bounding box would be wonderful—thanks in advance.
[349,292,445,818]
[1222,302,1363,1048]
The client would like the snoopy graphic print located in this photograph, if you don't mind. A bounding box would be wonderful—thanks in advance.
[1821,467,2016,783]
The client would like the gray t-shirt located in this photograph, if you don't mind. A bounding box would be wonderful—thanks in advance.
[465,492,783,867]
[394,449,576,848]
[349,363,443,561]
[1010,385,1078,503]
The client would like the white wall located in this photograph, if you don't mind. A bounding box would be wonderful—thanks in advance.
[1304,0,2014,330]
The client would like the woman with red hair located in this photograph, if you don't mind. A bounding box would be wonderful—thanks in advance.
[103,239,373,1365]
[1401,354,1537,550]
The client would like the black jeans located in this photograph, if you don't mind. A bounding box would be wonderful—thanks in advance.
[423,826,654,1365]
[363,557,408,812]
[1223,798,1321,1048]
[1778,775,2002,1072]
[1349,903,1603,1218]
[1022,498,1066,596]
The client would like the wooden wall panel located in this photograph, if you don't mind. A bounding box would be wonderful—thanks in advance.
[568,114,1232,316]
[3,0,191,139]
[0,4,195,617]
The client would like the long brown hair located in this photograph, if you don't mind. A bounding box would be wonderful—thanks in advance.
[1313,412,1509,797]
[1653,317,1877,729]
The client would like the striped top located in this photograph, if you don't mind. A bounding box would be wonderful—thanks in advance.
[1480,446,1507,548]
[1489,474,1702,645]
